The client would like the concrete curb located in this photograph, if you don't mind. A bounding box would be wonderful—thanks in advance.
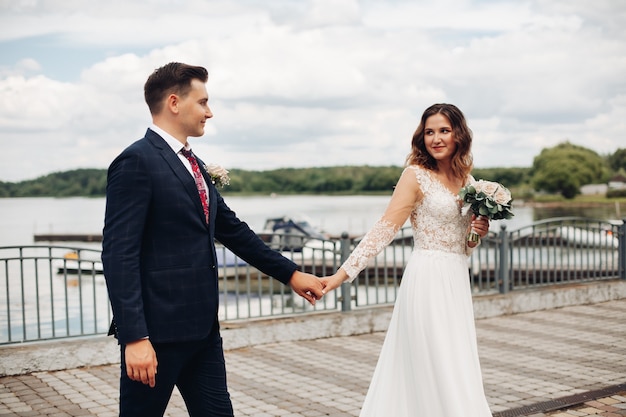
[472,279,626,319]
[2,279,625,376]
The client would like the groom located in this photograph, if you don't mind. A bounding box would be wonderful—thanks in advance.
[102,62,324,416]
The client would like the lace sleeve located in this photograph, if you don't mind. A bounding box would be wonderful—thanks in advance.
[340,167,421,282]
[341,219,400,282]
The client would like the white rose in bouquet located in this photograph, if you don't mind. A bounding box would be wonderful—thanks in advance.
[474,180,500,196]
[459,180,514,243]
[494,186,512,206]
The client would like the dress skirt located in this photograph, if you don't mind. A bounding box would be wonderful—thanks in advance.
[359,249,492,417]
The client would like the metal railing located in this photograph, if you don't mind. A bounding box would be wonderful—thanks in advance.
[467,217,625,294]
[0,246,111,344]
[1,217,624,344]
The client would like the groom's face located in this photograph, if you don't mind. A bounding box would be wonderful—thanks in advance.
[177,79,213,138]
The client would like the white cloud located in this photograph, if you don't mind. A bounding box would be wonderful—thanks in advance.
[0,75,79,130]
[15,58,41,73]
[0,0,624,182]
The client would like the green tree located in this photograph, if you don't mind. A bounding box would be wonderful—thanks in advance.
[531,142,610,199]
[471,167,530,187]
[608,148,626,172]
[0,169,107,197]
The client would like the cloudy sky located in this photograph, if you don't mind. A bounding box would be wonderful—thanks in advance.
[0,0,624,183]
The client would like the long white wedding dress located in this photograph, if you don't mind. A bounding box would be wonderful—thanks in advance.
[341,165,492,417]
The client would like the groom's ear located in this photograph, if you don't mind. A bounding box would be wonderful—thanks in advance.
[166,94,180,115]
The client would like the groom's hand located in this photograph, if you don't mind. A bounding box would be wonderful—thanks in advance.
[125,338,158,387]
[289,271,324,305]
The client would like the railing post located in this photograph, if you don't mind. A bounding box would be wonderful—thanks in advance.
[498,224,510,293]
[339,232,352,311]
[617,219,626,279]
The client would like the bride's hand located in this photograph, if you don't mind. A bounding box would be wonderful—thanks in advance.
[473,215,490,235]
[320,271,348,295]
[469,215,490,245]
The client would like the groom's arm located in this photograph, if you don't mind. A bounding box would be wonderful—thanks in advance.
[212,192,323,302]
[102,148,151,344]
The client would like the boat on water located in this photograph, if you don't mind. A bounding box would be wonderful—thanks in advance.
[51,216,335,276]
[259,216,330,251]
[255,216,340,265]
[556,226,619,249]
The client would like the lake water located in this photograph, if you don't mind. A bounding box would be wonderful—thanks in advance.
[1,196,622,343]
[0,196,623,246]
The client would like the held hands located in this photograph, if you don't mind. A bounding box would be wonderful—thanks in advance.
[289,271,325,305]
[290,270,349,303]
[125,338,158,387]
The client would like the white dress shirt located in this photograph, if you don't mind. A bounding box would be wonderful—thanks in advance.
[149,124,209,191]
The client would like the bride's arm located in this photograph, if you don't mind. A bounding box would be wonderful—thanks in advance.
[321,167,422,293]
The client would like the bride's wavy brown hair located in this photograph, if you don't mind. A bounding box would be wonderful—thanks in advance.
[406,103,473,180]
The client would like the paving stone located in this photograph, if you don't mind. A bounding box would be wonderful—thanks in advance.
[0,299,625,416]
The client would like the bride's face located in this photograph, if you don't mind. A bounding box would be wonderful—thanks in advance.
[424,113,456,162]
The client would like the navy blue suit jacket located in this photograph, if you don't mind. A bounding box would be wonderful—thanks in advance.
[102,129,298,345]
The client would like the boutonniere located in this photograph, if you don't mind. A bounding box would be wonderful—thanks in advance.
[204,163,230,188]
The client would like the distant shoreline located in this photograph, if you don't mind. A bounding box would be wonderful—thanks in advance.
[519,200,624,208]
[513,194,625,205]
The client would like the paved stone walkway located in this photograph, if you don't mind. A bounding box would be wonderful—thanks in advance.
[1,299,625,416]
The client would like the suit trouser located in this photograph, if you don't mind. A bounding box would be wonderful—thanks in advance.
[119,322,234,417]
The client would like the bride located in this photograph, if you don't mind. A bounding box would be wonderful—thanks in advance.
[321,103,492,416]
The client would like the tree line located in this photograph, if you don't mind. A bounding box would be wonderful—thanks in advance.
[1,143,625,199]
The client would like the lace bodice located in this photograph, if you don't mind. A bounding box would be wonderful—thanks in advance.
[410,166,472,253]
[341,165,474,281]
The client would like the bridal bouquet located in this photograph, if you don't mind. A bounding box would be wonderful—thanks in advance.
[459,180,514,242]
[205,164,230,188]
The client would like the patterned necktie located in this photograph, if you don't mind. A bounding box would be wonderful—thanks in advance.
[181,149,209,223]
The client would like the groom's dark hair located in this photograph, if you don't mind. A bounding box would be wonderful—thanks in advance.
[144,62,209,115]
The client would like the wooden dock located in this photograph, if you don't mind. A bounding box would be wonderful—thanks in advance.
[34,234,103,242]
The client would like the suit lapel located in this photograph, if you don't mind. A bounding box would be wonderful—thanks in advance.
[146,131,210,227]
